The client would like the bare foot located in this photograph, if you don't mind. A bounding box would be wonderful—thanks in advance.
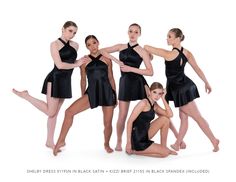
[115,143,122,151]
[53,142,66,156]
[46,143,55,149]
[105,145,114,153]
[170,144,180,151]
[12,89,29,99]
[180,141,186,149]
[169,149,178,155]
[213,139,220,152]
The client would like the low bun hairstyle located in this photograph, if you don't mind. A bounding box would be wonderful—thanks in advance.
[169,28,185,41]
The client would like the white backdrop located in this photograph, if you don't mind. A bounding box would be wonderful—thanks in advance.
[1,0,235,181]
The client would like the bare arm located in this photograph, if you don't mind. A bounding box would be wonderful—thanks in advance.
[80,64,87,96]
[186,50,212,93]
[100,44,123,65]
[144,45,180,61]
[50,41,83,69]
[154,97,173,118]
[121,48,153,76]
[106,58,116,91]
[126,100,146,154]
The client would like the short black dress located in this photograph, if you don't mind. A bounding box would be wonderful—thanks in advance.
[131,98,155,151]
[41,38,77,98]
[84,54,116,109]
[165,47,200,107]
[118,43,148,101]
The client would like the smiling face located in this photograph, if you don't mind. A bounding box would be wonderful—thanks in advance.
[128,25,141,42]
[86,37,99,55]
[62,26,77,40]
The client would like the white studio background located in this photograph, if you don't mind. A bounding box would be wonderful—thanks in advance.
[0,0,235,181]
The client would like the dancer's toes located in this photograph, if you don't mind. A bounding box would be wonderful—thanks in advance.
[12,89,29,99]
[213,139,220,152]
[46,143,55,149]
[105,146,114,153]
[170,144,180,151]
[53,142,65,156]
[170,150,178,155]
[115,145,122,151]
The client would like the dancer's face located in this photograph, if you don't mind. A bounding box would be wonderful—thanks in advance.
[167,31,178,46]
[86,38,99,54]
[150,88,164,101]
[128,25,141,42]
[62,26,77,40]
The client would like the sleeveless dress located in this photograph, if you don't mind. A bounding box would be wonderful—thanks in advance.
[84,54,116,109]
[41,38,77,98]
[118,43,148,101]
[165,47,200,107]
[131,98,155,151]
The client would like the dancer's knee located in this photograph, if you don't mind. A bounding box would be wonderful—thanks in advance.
[47,110,57,117]
[65,108,75,118]
[160,116,170,126]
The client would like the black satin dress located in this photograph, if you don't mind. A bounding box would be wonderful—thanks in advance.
[131,98,155,151]
[41,38,77,98]
[165,47,200,107]
[118,43,148,101]
[84,54,116,109]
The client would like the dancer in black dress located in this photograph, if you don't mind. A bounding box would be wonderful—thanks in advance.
[101,23,153,151]
[53,35,117,156]
[144,28,219,152]
[126,82,177,157]
[12,21,86,149]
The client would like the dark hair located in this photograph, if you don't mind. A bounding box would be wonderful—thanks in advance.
[85,35,99,44]
[169,28,185,41]
[129,23,141,34]
[63,21,77,29]
[150,82,163,91]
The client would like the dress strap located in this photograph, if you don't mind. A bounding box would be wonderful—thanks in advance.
[146,98,154,108]
[172,47,181,52]
[173,47,188,62]
[128,43,139,49]
[89,54,102,60]
[58,38,68,45]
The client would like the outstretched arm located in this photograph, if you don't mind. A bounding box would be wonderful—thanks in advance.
[100,44,123,65]
[144,45,172,60]
[186,50,212,93]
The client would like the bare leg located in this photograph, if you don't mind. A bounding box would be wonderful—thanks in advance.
[102,106,114,153]
[148,116,170,147]
[171,110,188,151]
[46,99,64,149]
[133,143,177,158]
[169,120,187,149]
[178,101,219,152]
[115,101,130,151]
[53,95,90,156]
[12,83,59,116]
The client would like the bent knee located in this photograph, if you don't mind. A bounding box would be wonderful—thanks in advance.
[160,116,170,125]
[65,108,75,118]
[47,110,57,117]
